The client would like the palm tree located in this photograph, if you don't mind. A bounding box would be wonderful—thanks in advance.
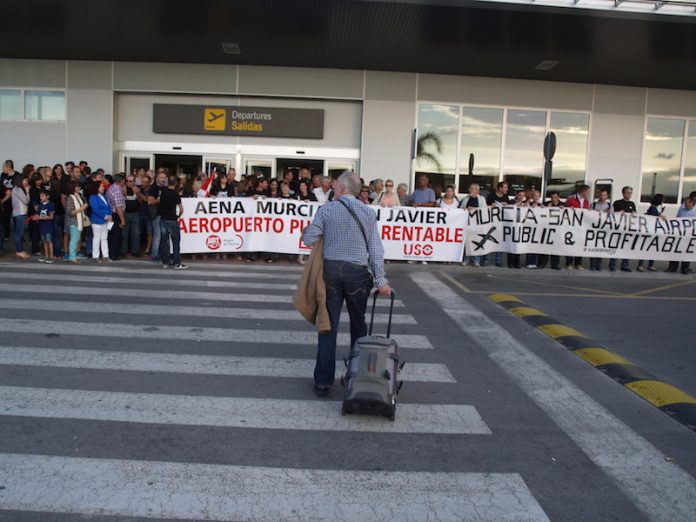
[417,132,443,172]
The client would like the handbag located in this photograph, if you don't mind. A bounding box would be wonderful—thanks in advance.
[82,213,91,227]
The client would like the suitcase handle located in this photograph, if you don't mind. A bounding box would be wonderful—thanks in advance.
[368,289,395,338]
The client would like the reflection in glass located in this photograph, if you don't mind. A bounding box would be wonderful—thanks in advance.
[547,112,589,198]
[0,89,22,120]
[25,90,65,120]
[681,122,696,201]
[416,104,458,194]
[641,118,684,204]
[503,110,546,192]
[459,107,502,194]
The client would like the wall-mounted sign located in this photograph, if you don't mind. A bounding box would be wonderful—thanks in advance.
[153,104,324,139]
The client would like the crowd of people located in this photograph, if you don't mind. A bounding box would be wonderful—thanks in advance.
[1,159,694,274]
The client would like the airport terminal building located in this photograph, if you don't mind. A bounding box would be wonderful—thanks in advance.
[2,0,696,213]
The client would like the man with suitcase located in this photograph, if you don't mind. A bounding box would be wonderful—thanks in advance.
[301,171,392,397]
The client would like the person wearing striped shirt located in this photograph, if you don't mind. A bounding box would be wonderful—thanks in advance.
[301,171,392,397]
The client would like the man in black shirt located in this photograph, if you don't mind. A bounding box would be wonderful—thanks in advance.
[147,170,168,262]
[253,177,270,198]
[485,181,510,206]
[609,186,636,272]
[485,181,510,267]
[158,176,188,270]
[122,174,143,257]
[1,160,18,247]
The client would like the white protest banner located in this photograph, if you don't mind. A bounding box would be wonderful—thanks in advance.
[178,198,467,262]
[374,207,466,262]
[466,206,696,261]
[179,198,316,255]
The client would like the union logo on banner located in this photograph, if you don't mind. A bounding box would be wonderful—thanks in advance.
[206,235,222,250]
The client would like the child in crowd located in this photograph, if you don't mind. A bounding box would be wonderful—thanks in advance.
[36,190,55,263]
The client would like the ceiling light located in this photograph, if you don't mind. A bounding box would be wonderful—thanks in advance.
[535,60,559,71]
[221,42,241,55]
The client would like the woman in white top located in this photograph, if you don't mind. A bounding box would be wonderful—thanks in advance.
[11,175,30,259]
[438,185,460,209]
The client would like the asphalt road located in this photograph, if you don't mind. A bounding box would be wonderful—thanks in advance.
[0,259,694,521]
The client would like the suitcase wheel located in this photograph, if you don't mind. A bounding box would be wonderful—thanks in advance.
[389,414,395,422]
[341,406,346,416]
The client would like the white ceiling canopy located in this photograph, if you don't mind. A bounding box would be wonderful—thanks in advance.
[473,0,696,16]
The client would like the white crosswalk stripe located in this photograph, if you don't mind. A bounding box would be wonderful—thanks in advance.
[0,453,549,522]
[0,346,454,382]
[0,298,416,324]
[0,282,404,306]
[0,261,301,280]
[0,269,300,290]
[1,386,489,434]
[0,318,432,348]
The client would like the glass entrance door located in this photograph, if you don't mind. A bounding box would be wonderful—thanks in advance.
[276,158,324,181]
[205,157,237,181]
[123,155,153,176]
[154,154,203,180]
[243,156,274,179]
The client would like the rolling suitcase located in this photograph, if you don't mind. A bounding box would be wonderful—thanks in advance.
[341,290,404,420]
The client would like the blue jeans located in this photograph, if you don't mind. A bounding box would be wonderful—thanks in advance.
[14,215,26,253]
[609,258,630,271]
[69,224,80,260]
[315,260,373,387]
[53,214,64,256]
[121,212,141,255]
[151,215,161,260]
[159,219,181,265]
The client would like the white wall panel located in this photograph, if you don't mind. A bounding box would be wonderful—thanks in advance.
[647,88,696,118]
[361,100,415,188]
[238,65,363,99]
[114,62,237,94]
[418,74,593,111]
[593,85,645,115]
[0,122,66,166]
[586,112,644,192]
[0,59,66,88]
[66,62,114,169]
[365,71,417,102]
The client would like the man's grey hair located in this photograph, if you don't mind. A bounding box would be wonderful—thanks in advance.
[337,170,361,196]
[374,178,384,186]
[469,183,480,191]
[397,182,408,191]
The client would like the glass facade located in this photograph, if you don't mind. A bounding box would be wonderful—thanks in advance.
[641,118,685,204]
[547,112,590,197]
[25,90,66,121]
[0,89,22,120]
[502,110,546,193]
[416,103,589,197]
[415,104,459,194]
[458,107,503,194]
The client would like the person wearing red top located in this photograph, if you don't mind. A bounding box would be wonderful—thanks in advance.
[564,184,590,269]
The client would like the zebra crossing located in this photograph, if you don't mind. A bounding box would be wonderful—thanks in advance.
[0,261,550,521]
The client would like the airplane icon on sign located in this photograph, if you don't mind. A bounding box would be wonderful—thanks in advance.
[207,112,224,123]
[204,108,226,131]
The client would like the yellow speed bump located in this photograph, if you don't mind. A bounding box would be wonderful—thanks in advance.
[626,380,696,407]
[538,323,586,339]
[509,306,547,318]
[574,348,631,367]
[489,293,523,303]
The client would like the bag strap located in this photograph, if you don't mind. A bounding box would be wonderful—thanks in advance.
[337,198,369,251]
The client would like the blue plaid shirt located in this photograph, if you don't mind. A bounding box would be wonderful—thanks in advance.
[302,195,387,287]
